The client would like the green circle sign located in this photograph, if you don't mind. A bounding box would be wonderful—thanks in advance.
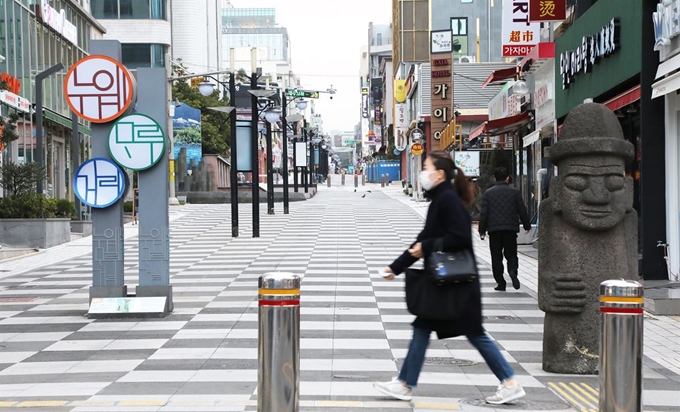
[108,113,166,171]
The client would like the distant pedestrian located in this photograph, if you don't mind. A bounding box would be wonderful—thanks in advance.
[373,151,526,405]
[478,167,531,291]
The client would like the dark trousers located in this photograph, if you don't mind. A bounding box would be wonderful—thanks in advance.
[489,231,518,286]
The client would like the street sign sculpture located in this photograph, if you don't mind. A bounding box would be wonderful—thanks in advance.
[66,40,172,317]
[286,89,319,99]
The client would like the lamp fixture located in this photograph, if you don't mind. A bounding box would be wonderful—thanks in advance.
[206,106,235,114]
[198,80,215,97]
[248,89,277,98]
[264,108,281,124]
[285,114,303,123]
[296,99,308,111]
[513,79,529,96]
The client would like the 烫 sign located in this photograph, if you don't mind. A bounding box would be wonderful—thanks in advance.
[502,0,540,57]
[108,114,166,171]
[65,55,136,123]
[529,0,567,22]
[73,158,126,208]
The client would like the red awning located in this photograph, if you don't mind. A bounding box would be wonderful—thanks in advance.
[468,123,486,141]
[517,42,556,74]
[484,112,532,136]
[482,67,517,88]
[603,85,641,112]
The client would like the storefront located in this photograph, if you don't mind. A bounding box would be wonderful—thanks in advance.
[555,0,666,279]
[650,0,680,281]
[0,0,104,203]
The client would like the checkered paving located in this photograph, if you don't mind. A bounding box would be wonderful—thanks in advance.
[0,186,677,411]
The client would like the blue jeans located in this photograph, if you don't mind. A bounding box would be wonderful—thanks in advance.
[397,326,515,387]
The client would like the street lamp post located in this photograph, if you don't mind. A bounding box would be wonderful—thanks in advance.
[264,108,280,215]
[281,91,289,214]
[35,63,64,194]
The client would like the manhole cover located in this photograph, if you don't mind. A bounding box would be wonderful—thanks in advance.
[483,316,516,320]
[459,399,571,410]
[394,358,477,367]
[333,374,368,379]
[0,297,39,303]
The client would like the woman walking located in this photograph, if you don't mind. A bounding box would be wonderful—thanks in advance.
[373,151,526,405]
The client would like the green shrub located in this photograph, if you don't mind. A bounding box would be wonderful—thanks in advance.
[55,199,76,219]
[123,201,133,213]
[0,194,58,219]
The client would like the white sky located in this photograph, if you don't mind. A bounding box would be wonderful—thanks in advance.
[230,0,391,133]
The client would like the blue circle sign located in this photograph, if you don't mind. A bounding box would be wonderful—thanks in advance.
[73,158,126,208]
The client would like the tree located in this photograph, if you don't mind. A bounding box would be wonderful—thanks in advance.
[0,80,20,151]
[170,59,231,155]
[0,162,47,197]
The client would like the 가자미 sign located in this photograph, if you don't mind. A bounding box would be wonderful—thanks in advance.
[502,0,540,57]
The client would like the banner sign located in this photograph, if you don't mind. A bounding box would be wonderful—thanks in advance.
[529,0,567,22]
[502,0,540,57]
[361,87,369,118]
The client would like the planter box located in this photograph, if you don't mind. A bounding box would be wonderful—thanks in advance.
[70,221,92,237]
[0,218,71,249]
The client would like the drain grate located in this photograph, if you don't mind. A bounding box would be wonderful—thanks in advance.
[459,399,571,410]
[394,357,477,367]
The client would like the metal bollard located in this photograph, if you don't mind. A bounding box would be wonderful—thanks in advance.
[258,273,301,412]
[362,173,366,186]
[354,174,358,188]
[599,279,643,412]
[341,173,345,185]
[381,174,385,187]
[327,174,331,187]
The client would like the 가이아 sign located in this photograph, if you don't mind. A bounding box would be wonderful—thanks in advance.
[502,0,540,57]
[559,18,619,90]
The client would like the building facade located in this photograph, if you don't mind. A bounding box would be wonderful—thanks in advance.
[90,0,170,69]
[222,5,292,76]
[0,0,105,202]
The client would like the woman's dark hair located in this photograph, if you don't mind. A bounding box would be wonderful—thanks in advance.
[428,150,475,207]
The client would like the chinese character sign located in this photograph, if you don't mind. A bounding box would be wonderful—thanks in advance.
[529,0,566,22]
[502,0,540,57]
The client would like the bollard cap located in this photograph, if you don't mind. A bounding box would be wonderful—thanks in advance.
[599,279,643,315]
[259,272,301,290]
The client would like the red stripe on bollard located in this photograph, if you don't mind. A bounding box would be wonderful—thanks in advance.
[599,307,643,314]
[259,299,300,307]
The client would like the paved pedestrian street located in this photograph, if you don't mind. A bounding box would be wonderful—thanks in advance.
[0,183,678,411]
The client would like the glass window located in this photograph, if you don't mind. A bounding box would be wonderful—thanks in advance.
[451,17,468,36]
[151,0,165,19]
[151,44,165,67]
[122,43,152,68]
[120,0,150,19]
[461,0,473,3]
[91,0,118,19]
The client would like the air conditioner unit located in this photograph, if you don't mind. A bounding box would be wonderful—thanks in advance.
[458,55,476,63]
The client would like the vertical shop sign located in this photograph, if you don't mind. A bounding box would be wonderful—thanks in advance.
[502,0,541,57]
[529,0,567,22]
[430,58,452,147]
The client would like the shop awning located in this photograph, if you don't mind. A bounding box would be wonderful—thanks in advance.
[468,123,486,141]
[482,67,517,89]
[44,109,91,135]
[484,112,532,136]
[517,42,555,75]
[652,71,680,99]
[602,85,641,111]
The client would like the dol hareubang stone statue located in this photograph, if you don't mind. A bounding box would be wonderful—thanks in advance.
[538,103,638,374]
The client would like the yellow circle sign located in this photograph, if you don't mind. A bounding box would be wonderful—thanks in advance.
[411,143,424,156]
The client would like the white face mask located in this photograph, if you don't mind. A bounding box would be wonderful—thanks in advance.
[419,170,437,191]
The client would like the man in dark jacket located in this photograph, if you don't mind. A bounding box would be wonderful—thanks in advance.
[479,167,531,291]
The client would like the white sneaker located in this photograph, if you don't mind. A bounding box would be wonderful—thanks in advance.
[372,379,412,401]
[485,383,526,404]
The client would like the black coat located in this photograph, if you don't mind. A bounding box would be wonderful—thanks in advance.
[389,182,484,339]
[479,182,531,234]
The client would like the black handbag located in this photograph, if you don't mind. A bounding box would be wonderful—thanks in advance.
[404,269,468,320]
[426,239,478,285]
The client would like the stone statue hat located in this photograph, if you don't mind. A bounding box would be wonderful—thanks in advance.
[550,102,635,164]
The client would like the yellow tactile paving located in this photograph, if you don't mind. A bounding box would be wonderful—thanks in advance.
[548,381,598,412]
[16,401,69,407]
[412,402,461,410]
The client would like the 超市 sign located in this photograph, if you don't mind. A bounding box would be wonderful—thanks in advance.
[108,114,166,171]
[653,0,680,51]
[65,55,137,123]
[559,18,620,90]
[73,158,126,208]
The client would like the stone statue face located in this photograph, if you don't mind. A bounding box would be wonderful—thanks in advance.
[555,156,630,231]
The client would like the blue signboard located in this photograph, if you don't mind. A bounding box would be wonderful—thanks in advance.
[173,102,202,169]
[73,158,126,208]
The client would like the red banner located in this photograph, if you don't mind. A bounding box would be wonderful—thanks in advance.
[529,0,566,22]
